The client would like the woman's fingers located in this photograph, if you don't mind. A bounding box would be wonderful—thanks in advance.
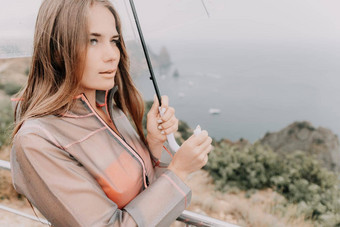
[159,116,178,130]
[159,106,175,122]
[157,105,178,135]
[195,137,212,157]
[149,94,165,116]
[158,96,169,116]
[160,95,169,109]
[201,137,213,154]
[191,130,209,146]
[198,153,209,166]
[162,122,178,135]
[168,128,213,180]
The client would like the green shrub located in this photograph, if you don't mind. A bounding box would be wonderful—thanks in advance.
[2,82,22,96]
[25,67,30,76]
[205,141,340,225]
[205,142,280,191]
[0,100,14,148]
[296,122,315,131]
[142,101,153,136]
[177,120,190,140]
[313,138,324,145]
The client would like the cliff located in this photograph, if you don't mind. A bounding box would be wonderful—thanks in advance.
[260,121,340,173]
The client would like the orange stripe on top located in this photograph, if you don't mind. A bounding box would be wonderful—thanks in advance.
[11,97,23,101]
[97,152,141,209]
[61,112,95,118]
[73,94,83,99]
[163,145,173,158]
[64,127,106,149]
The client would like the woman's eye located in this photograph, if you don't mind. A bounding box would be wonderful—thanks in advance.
[111,39,120,46]
[90,39,98,46]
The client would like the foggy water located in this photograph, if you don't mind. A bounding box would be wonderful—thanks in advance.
[1,39,340,143]
[134,40,340,142]
[1,0,340,143]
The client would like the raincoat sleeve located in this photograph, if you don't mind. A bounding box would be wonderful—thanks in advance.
[11,131,191,227]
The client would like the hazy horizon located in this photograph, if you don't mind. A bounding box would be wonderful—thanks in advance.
[1,0,340,142]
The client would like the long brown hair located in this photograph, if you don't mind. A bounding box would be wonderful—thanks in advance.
[12,0,147,144]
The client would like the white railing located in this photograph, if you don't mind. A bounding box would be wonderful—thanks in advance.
[0,160,239,227]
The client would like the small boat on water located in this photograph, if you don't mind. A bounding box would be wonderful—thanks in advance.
[178,92,185,98]
[209,108,221,115]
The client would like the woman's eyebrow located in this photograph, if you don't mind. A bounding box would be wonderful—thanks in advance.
[89,33,119,39]
[89,32,101,37]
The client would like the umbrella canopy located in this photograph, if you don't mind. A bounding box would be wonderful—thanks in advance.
[0,0,211,151]
[0,0,40,58]
[0,0,209,59]
[0,0,210,108]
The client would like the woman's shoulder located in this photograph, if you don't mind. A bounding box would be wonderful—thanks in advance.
[11,117,65,165]
[14,115,65,148]
[13,115,72,152]
[16,115,60,135]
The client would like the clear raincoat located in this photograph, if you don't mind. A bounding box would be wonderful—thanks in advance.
[10,87,191,227]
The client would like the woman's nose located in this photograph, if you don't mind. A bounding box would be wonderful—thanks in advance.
[102,43,119,62]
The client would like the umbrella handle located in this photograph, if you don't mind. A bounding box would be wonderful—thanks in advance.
[166,134,180,153]
[159,108,202,153]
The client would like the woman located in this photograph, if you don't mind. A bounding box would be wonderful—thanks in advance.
[10,0,212,226]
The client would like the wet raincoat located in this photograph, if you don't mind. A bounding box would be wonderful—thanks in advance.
[10,87,191,227]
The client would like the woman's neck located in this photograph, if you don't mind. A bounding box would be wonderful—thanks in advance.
[82,89,97,109]
[82,89,121,136]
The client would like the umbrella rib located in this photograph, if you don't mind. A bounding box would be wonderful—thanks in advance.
[122,0,137,40]
[201,0,210,18]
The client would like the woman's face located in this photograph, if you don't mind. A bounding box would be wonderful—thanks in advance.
[80,3,121,93]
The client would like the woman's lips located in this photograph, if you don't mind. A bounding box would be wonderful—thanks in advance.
[99,70,115,74]
[99,70,116,78]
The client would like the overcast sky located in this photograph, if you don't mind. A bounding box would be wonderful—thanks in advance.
[1,0,340,139]
[1,0,340,54]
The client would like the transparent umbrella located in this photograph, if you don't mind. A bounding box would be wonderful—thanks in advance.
[0,0,212,102]
[0,0,211,58]
[0,0,214,148]
[0,0,41,58]
[125,0,215,151]
[0,2,239,227]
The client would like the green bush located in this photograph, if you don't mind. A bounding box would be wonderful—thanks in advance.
[296,121,315,131]
[205,142,280,191]
[142,101,153,136]
[4,83,22,96]
[0,100,14,148]
[1,82,22,96]
[205,141,340,225]
[25,67,30,76]
[177,120,190,140]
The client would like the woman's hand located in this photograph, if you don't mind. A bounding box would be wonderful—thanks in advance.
[168,130,212,181]
[146,95,178,159]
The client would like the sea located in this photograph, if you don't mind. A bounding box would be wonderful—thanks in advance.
[133,39,340,142]
[1,38,340,143]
